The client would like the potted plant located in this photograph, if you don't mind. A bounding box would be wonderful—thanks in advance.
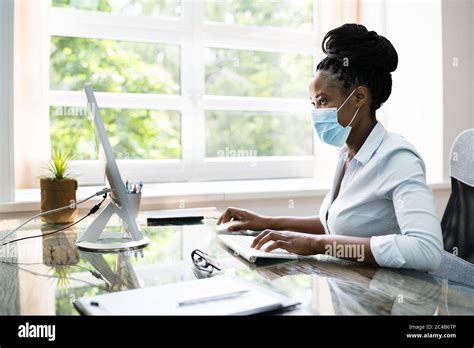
[40,148,78,224]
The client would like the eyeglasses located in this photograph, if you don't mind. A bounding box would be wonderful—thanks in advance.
[191,249,221,276]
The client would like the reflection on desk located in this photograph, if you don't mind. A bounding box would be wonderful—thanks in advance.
[0,211,473,315]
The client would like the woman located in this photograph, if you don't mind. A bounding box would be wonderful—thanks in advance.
[218,24,443,272]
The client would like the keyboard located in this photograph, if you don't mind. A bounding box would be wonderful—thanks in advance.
[218,234,300,263]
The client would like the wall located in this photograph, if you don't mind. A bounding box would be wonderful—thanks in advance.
[383,0,444,184]
[442,0,474,179]
[14,0,51,189]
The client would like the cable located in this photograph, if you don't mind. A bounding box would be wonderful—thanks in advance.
[0,187,111,242]
[0,193,108,246]
[0,187,110,242]
[13,264,109,290]
[0,260,110,289]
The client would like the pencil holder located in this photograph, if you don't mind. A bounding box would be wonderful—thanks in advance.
[127,192,142,220]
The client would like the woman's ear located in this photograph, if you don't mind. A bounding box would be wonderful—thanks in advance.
[354,86,369,108]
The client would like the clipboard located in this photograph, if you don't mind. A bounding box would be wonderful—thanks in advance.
[74,275,299,315]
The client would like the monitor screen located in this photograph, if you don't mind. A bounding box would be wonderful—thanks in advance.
[84,84,142,240]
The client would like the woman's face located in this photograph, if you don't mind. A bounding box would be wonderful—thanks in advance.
[308,70,359,127]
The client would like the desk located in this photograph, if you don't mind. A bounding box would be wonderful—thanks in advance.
[0,211,473,315]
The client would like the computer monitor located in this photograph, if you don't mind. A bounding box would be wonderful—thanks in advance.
[75,84,149,251]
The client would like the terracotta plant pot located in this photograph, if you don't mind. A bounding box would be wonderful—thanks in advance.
[40,178,78,224]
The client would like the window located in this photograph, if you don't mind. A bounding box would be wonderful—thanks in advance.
[50,36,181,94]
[9,0,445,197]
[52,0,183,17]
[205,110,313,157]
[205,0,313,29]
[48,0,317,185]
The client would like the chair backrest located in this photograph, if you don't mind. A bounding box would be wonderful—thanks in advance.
[450,129,474,187]
[441,129,474,263]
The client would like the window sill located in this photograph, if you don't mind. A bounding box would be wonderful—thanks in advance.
[0,179,451,214]
[0,178,330,213]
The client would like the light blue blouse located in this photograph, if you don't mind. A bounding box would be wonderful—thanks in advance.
[319,122,443,271]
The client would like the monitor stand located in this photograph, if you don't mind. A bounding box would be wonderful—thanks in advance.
[76,201,149,252]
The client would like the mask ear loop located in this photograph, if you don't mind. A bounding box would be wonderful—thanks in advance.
[336,88,360,127]
[336,88,358,112]
[347,107,360,127]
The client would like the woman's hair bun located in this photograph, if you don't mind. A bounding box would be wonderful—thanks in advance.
[322,23,398,74]
[317,23,398,112]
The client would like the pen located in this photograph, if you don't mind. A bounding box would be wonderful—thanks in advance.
[178,289,249,306]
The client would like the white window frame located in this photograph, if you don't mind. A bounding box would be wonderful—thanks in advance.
[48,0,319,185]
[0,0,15,202]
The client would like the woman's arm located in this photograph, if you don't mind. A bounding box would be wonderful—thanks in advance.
[218,207,325,234]
[251,230,376,264]
[253,152,444,271]
[267,216,326,234]
[369,150,443,271]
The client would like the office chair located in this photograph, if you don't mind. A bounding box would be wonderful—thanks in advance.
[440,129,474,264]
[431,131,474,314]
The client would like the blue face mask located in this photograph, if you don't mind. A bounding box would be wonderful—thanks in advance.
[311,89,360,148]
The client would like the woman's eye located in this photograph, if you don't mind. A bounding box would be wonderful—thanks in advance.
[318,98,327,106]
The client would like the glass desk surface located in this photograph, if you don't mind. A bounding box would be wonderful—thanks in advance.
[0,211,473,316]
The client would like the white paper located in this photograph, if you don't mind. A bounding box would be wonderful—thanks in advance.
[75,275,290,315]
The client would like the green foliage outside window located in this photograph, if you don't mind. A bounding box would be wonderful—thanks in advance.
[50,0,314,160]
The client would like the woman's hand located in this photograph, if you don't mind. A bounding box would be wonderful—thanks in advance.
[251,229,320,255]
[217,207,270,231]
